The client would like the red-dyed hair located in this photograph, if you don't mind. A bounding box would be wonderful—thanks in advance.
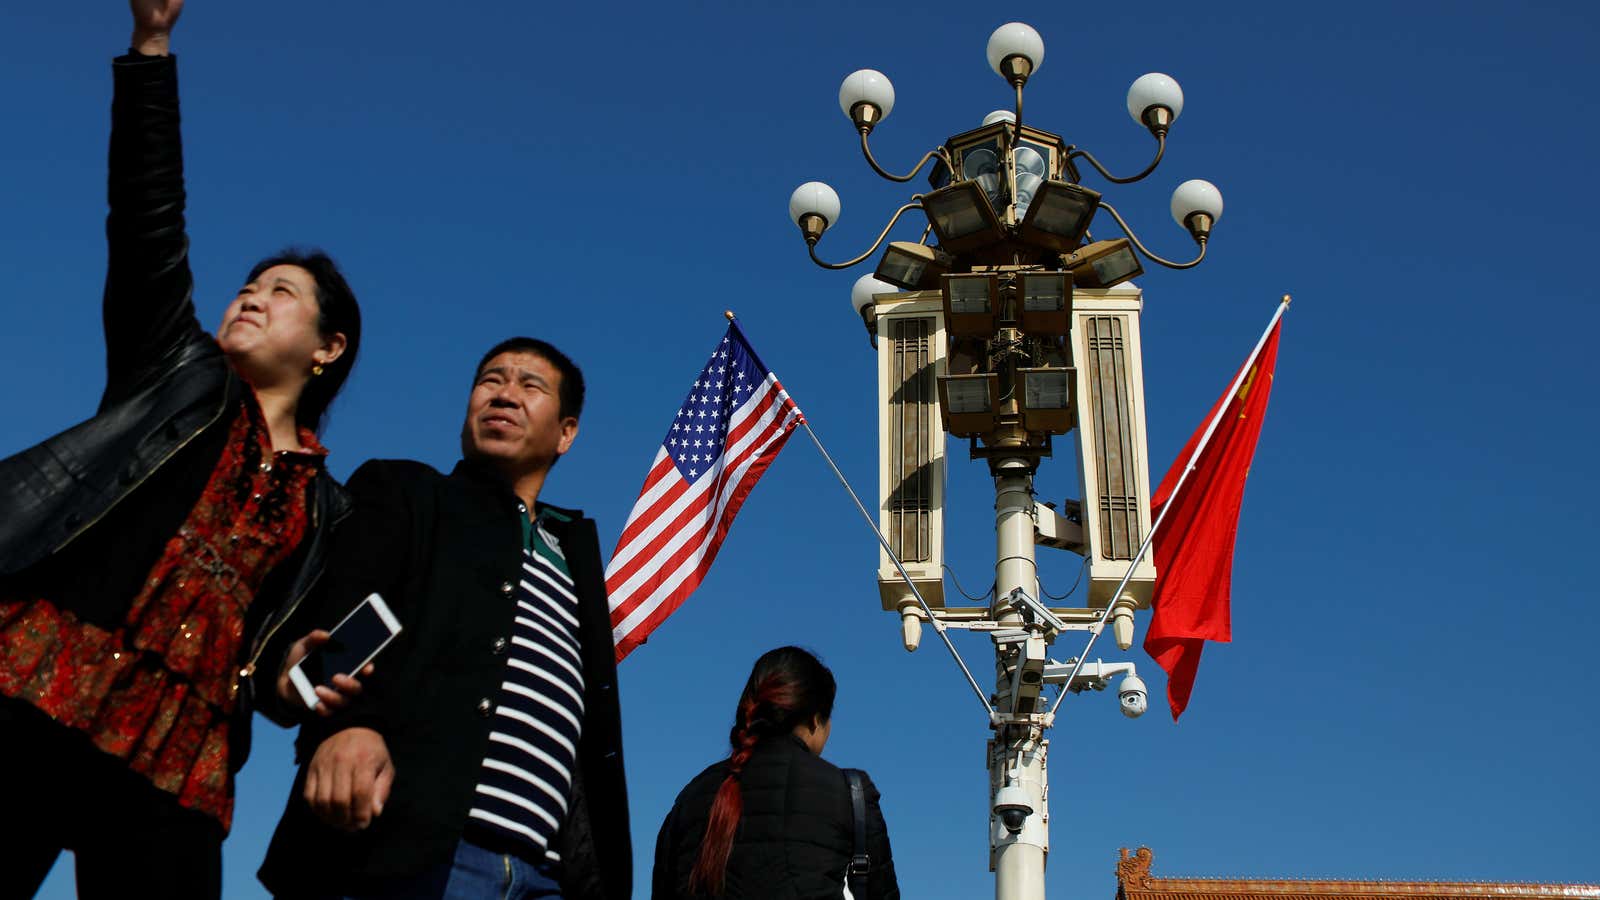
[688,647,836,896]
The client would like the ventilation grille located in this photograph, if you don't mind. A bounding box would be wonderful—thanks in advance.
[1083,315,1142,559]
[887,316,936,563]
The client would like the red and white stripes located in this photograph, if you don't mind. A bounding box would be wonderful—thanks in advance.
[606,373,801,661]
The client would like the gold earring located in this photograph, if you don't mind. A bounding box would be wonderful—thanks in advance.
[312,364,324,376]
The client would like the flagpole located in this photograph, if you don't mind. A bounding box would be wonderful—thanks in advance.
[799,421,996,718]
[1048,295,1290,718]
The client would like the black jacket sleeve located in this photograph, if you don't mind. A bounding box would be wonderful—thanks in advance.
[101,53,207,410]
[271,460,418,747]
[861,772,900,900]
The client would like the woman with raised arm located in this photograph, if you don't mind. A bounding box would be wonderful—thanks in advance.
[652,647,901,900]
[0,3,364,897]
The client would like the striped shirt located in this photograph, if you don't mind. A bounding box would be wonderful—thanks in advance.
[467,507,585,862]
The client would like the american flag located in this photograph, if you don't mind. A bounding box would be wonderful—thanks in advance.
[606,320,804,661]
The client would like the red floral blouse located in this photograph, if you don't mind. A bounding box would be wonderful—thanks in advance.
[0,398,325,830]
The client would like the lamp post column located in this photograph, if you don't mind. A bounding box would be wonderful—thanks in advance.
[791,23,1227,900]
[991,455,1047,900]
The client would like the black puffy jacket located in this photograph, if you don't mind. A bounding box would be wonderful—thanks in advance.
[653,734,899,900]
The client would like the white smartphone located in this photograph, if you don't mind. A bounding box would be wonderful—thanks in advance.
[288,592,402,711]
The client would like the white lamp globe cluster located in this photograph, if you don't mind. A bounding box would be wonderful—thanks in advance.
[787,20,1227,319]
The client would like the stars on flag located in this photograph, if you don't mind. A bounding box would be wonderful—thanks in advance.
[657,331,770,485]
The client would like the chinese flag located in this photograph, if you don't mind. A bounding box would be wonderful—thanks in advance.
[1144,320,1282,721]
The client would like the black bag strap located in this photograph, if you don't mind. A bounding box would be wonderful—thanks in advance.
[844,768,870,898]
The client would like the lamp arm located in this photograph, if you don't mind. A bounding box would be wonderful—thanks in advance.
[808,200,926,270]
[859,130,951,183]
[1067,132,1166,185]
[1096,200,1208,269]
[1013,81,1025,137]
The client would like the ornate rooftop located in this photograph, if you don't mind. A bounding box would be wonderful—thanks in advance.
[1116,848,1600,900]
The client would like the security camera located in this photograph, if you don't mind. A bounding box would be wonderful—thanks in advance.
[1032,500,1085,553]
[1007,588,1068,634]
[992,783,1033,834]
[1118,672,1148,719]
[997,632,1046,714]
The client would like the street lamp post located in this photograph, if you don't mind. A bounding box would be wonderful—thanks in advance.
[788,22,1224,900]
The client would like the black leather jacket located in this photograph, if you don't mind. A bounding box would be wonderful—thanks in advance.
[0,54,350,764]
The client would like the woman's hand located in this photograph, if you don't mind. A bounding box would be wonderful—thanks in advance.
[277,629,375,717]
[129,0,184,56]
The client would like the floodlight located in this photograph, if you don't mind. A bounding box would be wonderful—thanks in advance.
[1062,239,1143,289]
[1017,271,1071,336]
[1017,367,1074,434]
[941,273,999,338]
[874,241,952,290]
[937,373,999,437]
[1017,180,1101,252]
[922,180,1006,254]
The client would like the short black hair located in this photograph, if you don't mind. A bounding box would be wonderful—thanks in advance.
[247,249,361,434]
[474,337,585,420]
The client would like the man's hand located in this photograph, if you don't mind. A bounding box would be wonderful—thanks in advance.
[277,629,375,717]
[129,0,184,56]
[304,727,395,831]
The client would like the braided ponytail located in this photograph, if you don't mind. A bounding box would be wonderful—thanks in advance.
[688,647,837,896]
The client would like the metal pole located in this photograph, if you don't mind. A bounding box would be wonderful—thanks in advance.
[991,457,1046,900]
[1048,295,1289,718]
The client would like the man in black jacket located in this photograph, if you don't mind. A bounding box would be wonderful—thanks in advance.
[258,338,629,900]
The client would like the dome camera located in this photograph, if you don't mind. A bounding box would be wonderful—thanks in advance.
[993,783,1032,834]
[1118,672,1148,719]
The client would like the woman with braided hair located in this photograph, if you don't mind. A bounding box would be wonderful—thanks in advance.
[652,646,900,899]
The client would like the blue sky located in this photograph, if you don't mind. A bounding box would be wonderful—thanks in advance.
[7,1,1597,897]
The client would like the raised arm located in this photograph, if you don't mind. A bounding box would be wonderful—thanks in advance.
[130,0,184,55]
[101,0,203,408]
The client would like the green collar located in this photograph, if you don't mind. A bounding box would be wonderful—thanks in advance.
[520,502,572,576]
